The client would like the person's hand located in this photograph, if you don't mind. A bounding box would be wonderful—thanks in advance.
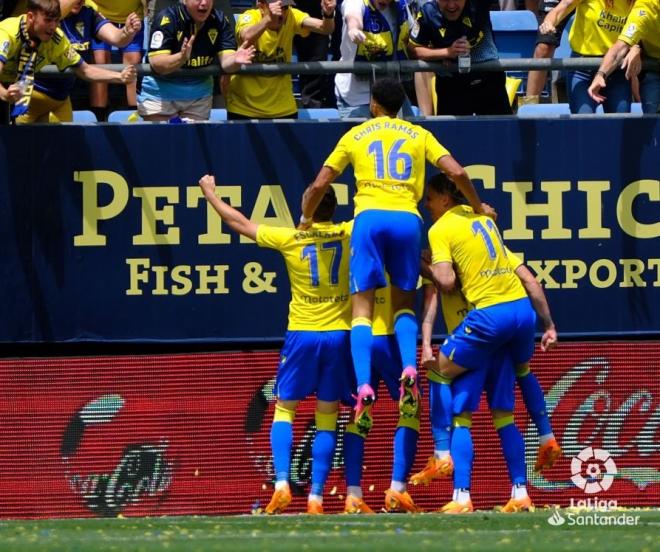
[123,12,142,37]
[622,45,642,80]
[480,202,497,220]
[421,343,435,365]
[5,83,24,103]
[120,65,137,84]
[421,249,431,265]
[588,72,607,103]
[267,0,284,18]
[541,328,558,352]
[539,17,556,35]
[321,0,336,16]
[235,41,255,64]
[447,36,469,58]
[179,35,196,63]
[348,28,366,43]
[199,174,217,197]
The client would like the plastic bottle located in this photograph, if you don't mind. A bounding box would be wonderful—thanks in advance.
[457,36,471,74]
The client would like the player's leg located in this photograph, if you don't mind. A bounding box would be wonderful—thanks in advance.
[90,46,111,122]
[351,289,376,428]
[439,411,474,514]
[307,399,339,514]
[267,398,298,514]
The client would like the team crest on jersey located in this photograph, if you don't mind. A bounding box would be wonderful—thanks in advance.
[623,23,637,38]
[151,30,164,49]
[439,27,446,37]
[208,29,218,44]
[0,40,9,57]
[75,21,85,37]
[462,17,472,28]
[160,16,171,26]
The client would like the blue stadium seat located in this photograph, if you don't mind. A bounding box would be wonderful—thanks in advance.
[631,103,643,114]
[107,110,142,123]
[490,10,538,58]
[411,105,421,117]
[72,110,97,123]
[298,108,341,120]
[517,103,571,116]
[210,108,228,121]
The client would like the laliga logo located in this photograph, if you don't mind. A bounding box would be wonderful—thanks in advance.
[571,446,617,494]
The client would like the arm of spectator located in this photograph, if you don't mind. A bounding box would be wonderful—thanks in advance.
[408,36,469,61]
[434,154,490,217]
[421,282,438,367]
[73,61,137,84]
[587,40,631,103]
[301,0,336,34]
[59,0,79,18]
[300,166,338,228]
[200,175,259,241]
[621,44,642,80]
[431,262,456,294]
[0,60,19,103]
[515,264,558,351]
[239,5,275,46]
[539,0,578,35]
[344,6,365,44]
[96,12,142,49]
[219,41,256,72]
[149,34,195,75]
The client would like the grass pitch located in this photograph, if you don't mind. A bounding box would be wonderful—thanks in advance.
[1,510,658,552]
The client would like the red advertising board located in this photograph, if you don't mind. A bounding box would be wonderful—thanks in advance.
[0,342,658,518]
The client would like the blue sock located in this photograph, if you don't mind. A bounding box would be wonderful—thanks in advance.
[343,430,365,487]
[496,422,527,485]
[429,380,452,451]
[451,426,473,490]
[351,322,373,388]
[517,371,552,437]
[311,430,337,496]
[392,426,419,482]
[394,310,418,368]
[270,421,293,482]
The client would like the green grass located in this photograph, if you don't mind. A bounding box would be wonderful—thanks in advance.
[1,510,659,552]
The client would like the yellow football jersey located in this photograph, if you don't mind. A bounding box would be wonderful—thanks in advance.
[226,8,310,118]
[428,206,527,309]
[324,116,450,217]
[439,249,524,333]
[619,0,660,60]
[0,16,81,82]
[569,0,634,55]
[256,221,352,331]
[93,0,144,24]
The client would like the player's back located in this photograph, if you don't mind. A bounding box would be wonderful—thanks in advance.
[256,221,352,331]
[324,116,450,217]
[429,206,527,309]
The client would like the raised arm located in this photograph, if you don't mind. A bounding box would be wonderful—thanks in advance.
[515,264,557,351]
[300,0,336,34]
[199,175,258,241]
[539,0,578,35]
[435,154,493,217]
[300,166,338,227]
[96,12,142,49]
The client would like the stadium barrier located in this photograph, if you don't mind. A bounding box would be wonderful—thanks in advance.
[0,341,657,518]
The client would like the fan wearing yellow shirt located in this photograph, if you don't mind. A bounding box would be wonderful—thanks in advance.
[588,0,659,113]
[199,175,352,516]
[425,172,538,513]
[0,0,137,124]
[540,0,636,113]
[226,0,336,119]
[300,77,488,448]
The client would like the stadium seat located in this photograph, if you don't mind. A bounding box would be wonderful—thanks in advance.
[107,110,142,123]
[517,103,571,116]
[631,103,643,114]
[72,110,97,123]
[490,10,538,58]
[411,105,421,117]
[210,109,228,121]
[298,108,341,120]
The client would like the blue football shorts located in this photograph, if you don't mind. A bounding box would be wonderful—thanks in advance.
[92,24,144,53]
[275,330,352,402]
[349,210,422,294]
[452,348,516,414]
[440,297,536,371]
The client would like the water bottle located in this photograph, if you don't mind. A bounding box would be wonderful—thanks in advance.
[457,36,471,74]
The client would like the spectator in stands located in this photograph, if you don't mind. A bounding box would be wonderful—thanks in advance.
[539,0,635,113]
[15,0,141,122]
[90,1,146,121]
[408,0,512,115]
[334,0,415,118]
[225,0,336,119]
[0,0,137,124]
[588,0,659,114]
[523,0,570,105]
[137,0,254,122]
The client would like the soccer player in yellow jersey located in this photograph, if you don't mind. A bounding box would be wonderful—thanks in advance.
[300,77,488,446]
[588,0,660,113]
[540,0,636,113]
[199,175,351,516]
[0,0,136,124]
[226,0,336,119]
[424,173,539,513]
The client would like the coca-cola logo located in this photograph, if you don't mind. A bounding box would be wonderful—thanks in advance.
[61,394,173,517]
[528,356,660,491]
